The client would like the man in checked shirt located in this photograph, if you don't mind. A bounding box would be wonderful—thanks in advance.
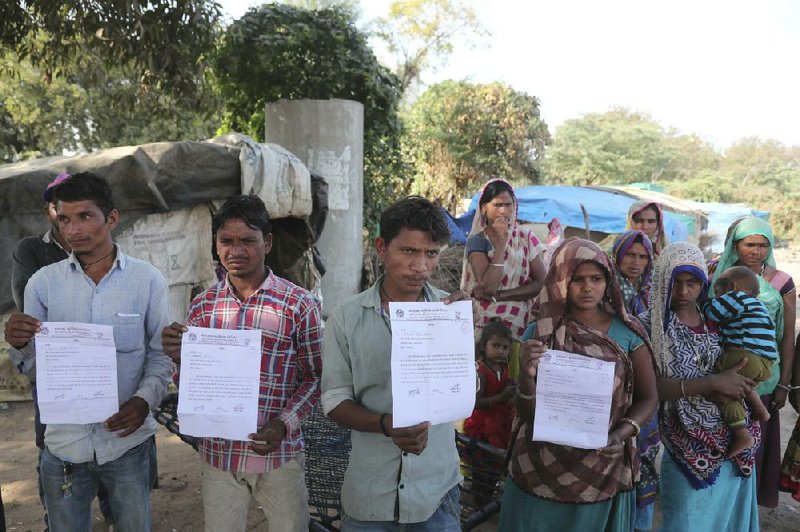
[162,195,322,532]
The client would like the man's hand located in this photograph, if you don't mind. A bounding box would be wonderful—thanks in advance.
[105,397,150,437]
[386,416,430,455]
[162,322,187,364]
[249,418,287,456]
[4,313,41,348]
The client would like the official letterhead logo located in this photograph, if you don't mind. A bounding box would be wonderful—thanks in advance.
[395,309,404,318]
[188,333,197,342]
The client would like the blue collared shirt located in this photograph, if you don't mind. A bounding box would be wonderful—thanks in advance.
[12,246,172,465]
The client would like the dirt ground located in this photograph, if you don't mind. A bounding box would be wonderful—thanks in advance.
[3,250,800,531]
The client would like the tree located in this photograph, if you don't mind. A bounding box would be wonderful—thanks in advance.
[663,133,721,182]
[544,108,677,186]
[0,1,222,97]
[374,0,488,92]
[213,4,404,234]
[403,80,550,210]
[0,49,220,163]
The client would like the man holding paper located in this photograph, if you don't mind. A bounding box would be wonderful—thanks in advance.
[4,173,172,532]
[322,196,466,530]
[162,195,322,532]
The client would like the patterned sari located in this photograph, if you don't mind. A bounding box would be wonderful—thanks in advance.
[508,238,650,504]
[460,178,545,339]
[649,243,759,488]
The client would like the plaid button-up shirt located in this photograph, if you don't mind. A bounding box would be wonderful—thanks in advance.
[186,271,322,473]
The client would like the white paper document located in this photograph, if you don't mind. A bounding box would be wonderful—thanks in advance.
[35,322,119,424]
[532,349,616,449]
[177,327,262,440]
[390,300,476,427]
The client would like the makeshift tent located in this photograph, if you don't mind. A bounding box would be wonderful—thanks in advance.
[458,185,690,242]
[606,186,707,241]
[0,136,329,401]
[682,200,769,253]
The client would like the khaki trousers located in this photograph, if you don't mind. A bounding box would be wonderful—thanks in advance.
[201,455,309,532]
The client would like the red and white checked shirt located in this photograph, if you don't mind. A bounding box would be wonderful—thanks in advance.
[185,271,323,473]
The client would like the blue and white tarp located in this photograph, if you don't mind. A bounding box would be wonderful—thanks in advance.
[458,185,689,242]
[682,200,769,253]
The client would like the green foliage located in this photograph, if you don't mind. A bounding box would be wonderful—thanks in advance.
[664,173,734,203]
[403,80,550,210]
[213,3,403,235]
[0,49,220,163]
[544,108,677,185]
[374,0,488,91]
[0,1,222,98]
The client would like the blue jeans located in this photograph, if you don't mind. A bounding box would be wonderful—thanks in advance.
[40,439,152,532]
[341,484,461,531]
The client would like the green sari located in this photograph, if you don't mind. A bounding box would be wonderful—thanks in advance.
[710,216,784,394]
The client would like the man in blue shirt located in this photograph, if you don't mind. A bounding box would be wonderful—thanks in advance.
[4,173,171,532]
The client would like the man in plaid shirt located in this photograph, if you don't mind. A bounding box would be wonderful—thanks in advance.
[163,195,322,532]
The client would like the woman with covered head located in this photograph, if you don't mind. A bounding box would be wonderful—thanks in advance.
[611,229,658,530]
[627,201,668,256]
[498,238,657,531]
[646,242,760,531]
[461,179,546,374]
[709,216,796,507]
[612,230,653,316]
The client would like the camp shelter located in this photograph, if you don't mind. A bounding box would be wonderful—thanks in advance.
[456,184,690,244]
[0,135,329,401]
[680,200,769,253]
[606,186,707,242]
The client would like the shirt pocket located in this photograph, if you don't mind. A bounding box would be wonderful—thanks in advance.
[113,313,145,353]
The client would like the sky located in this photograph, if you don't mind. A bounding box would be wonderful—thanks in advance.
[218,0,800,150]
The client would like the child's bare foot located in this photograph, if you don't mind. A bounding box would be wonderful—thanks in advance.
[746,389,770,422]
[728,426,755,457]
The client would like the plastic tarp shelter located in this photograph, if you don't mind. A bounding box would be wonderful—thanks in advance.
[457,185,689,242]
[682,200,769,253]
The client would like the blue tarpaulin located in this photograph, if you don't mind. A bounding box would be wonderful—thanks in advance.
[442,209,468,244]
[459,185,689,241]
[682,200,769,252]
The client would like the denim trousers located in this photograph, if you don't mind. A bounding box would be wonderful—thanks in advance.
[40,439,152,532]
[341,484,461,531]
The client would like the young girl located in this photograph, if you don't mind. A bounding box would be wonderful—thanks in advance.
[464,320,516,449]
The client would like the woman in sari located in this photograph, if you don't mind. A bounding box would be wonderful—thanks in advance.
[709,216,796,507]
[461,179,546,375]
[497,238,657,531]
[612,230,653,317]
[627,201,668,256]
[611,230,657,530]
[647,242,760,531]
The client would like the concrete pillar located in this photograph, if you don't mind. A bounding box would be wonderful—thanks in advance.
[265,99,364,316]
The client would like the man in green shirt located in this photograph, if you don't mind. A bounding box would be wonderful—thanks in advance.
[322,196,465,530]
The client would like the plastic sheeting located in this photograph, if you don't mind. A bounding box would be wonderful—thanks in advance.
[463,185,689,242]
[0,139,328,313]
[214,133,313,218]
[682,200,769,253]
